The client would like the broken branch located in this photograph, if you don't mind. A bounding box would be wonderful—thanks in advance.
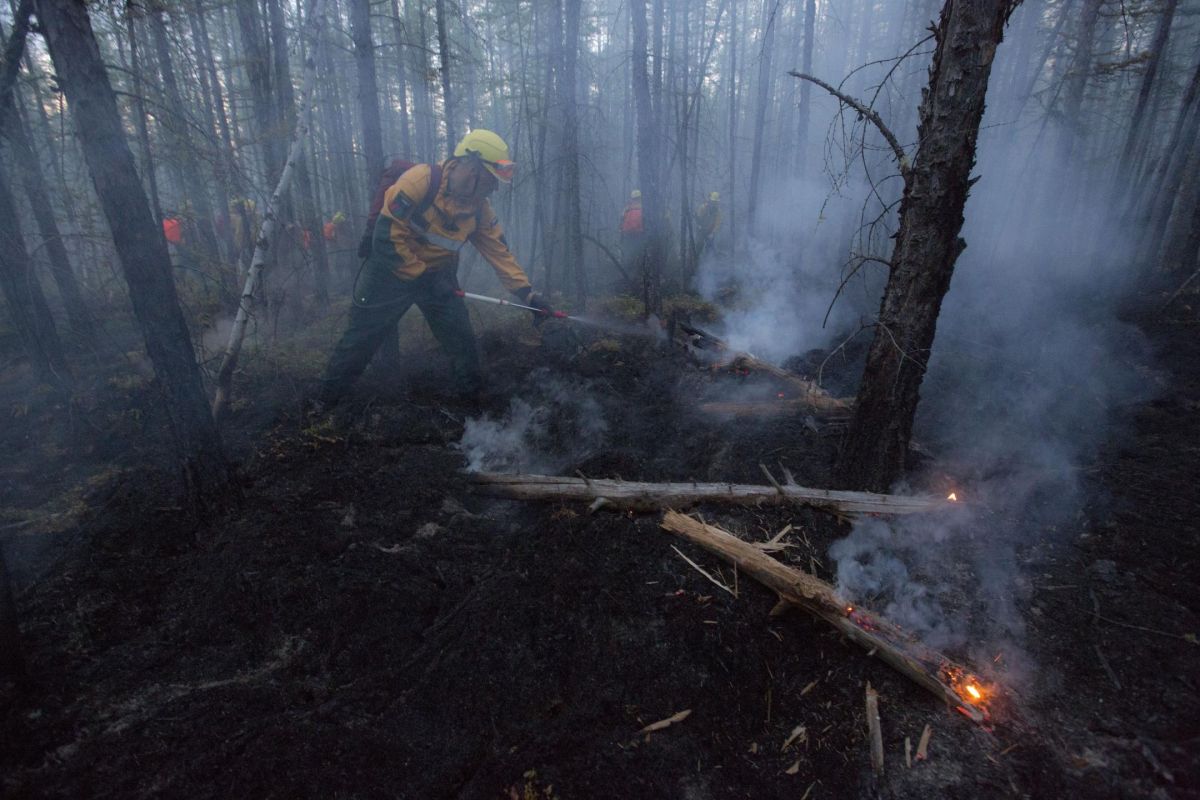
[788,71,909,175]
[659,511,989,723]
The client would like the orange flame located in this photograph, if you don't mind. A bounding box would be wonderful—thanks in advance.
[947,492,958,502]
[966,684,982,700]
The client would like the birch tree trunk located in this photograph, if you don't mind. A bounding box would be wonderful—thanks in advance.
[35,0,231,503]
[837,0,1019,492]
[212,0,328,419]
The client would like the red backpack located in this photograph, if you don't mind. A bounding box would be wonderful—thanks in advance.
[358,158,444,257]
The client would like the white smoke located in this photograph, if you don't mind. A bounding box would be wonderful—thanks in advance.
[457,370,608,473]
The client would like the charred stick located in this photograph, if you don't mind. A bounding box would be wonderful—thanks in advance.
[659,511,989,723]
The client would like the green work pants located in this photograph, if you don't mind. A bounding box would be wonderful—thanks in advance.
[320,257,481,401]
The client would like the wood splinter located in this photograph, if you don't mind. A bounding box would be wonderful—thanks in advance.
[866,683,884,774]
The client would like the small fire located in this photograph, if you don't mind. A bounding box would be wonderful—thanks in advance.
[845,605,854,615]
[966,684,982,700]
[947,492,958,502]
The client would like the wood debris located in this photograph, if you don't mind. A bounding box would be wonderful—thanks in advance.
[866,683,884,774]
[659,512,990,723]
[781,724,808,751]
[472,472,952,516]
[916,724,933,761]
[637,708,692,734]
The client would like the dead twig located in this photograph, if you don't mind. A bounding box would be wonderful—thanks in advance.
[671,545,736,597]
[638,708,691,734]
[788,71,909,175]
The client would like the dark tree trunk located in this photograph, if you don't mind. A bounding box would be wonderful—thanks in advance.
[746,0,776,227]
[1141,56,1200,263]
[1160,142,1200,273]
[631,0,666,313]
[560,0,585,305]
[0,13,92,339]
[389,0,412,155]
[351,0,385,177]
[726,0,737,253]
[124,11,163,224]
[435,0,456,151]
[5,106,94,339]
[1120,0,1178,165]
[837,0,1018,492]
[35,0,232,506]
[149,3,221,263]
[1059,0,1100,162]
[796,0,816,179]
[236,0,284,183]
[0,545,24,685]
[0,163,68,384]
[272,0,329,307]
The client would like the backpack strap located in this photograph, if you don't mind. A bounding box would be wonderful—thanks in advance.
[407,163,443,232]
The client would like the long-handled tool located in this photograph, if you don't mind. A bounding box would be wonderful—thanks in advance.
[454,289,571,319]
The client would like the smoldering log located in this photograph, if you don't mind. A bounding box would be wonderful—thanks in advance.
[659,511,988,723]
[469,473,953,515]
[671,321,853,412]
[699,398,852,417]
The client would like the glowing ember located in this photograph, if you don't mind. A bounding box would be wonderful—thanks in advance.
[947,492,958,502]
[845,605,854,614]
[966,684,982,700]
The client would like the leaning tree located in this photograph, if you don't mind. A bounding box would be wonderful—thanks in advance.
[34,0,232,506]
[794,0,1022,492]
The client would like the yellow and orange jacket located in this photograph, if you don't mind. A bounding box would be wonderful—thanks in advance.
[375,160,531,293]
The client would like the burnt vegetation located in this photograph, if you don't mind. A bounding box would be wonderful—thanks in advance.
[2,0,1200,797]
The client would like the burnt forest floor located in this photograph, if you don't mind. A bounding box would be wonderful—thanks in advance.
[0,295,1198,799]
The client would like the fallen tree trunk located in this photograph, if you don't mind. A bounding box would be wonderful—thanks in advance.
[726,352,851,411]
[671,321,853,412]
[660,510,989,723]
[699,398,851,417]
[470,473,951,515]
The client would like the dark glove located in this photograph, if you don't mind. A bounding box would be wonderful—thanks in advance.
[517,287,553,326]
[356,233,373,260]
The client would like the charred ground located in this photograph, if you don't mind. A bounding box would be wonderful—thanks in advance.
[1,300,1197,799]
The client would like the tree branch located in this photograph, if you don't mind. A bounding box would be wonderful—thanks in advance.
[788,71,909,176]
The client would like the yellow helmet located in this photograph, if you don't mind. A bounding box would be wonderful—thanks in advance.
[631,190,642,199]
[453,129,514,183]
[332,211,347,223]
[709,191,719,201]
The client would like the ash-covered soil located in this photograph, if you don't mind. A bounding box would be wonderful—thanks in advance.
[1,307,1197,799]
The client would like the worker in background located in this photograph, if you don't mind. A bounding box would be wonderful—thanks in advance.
[694,191,721,260]
[162,212,184,247]
[324,210,347,243]
[620,189,645,277]
[315,129,551,407]
[228,197,258,273]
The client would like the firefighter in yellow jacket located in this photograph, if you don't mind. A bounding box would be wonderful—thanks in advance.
[319,129,550,404]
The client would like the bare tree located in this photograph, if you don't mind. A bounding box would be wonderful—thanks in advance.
[35,0,232,504]
[834,0,1021,492]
